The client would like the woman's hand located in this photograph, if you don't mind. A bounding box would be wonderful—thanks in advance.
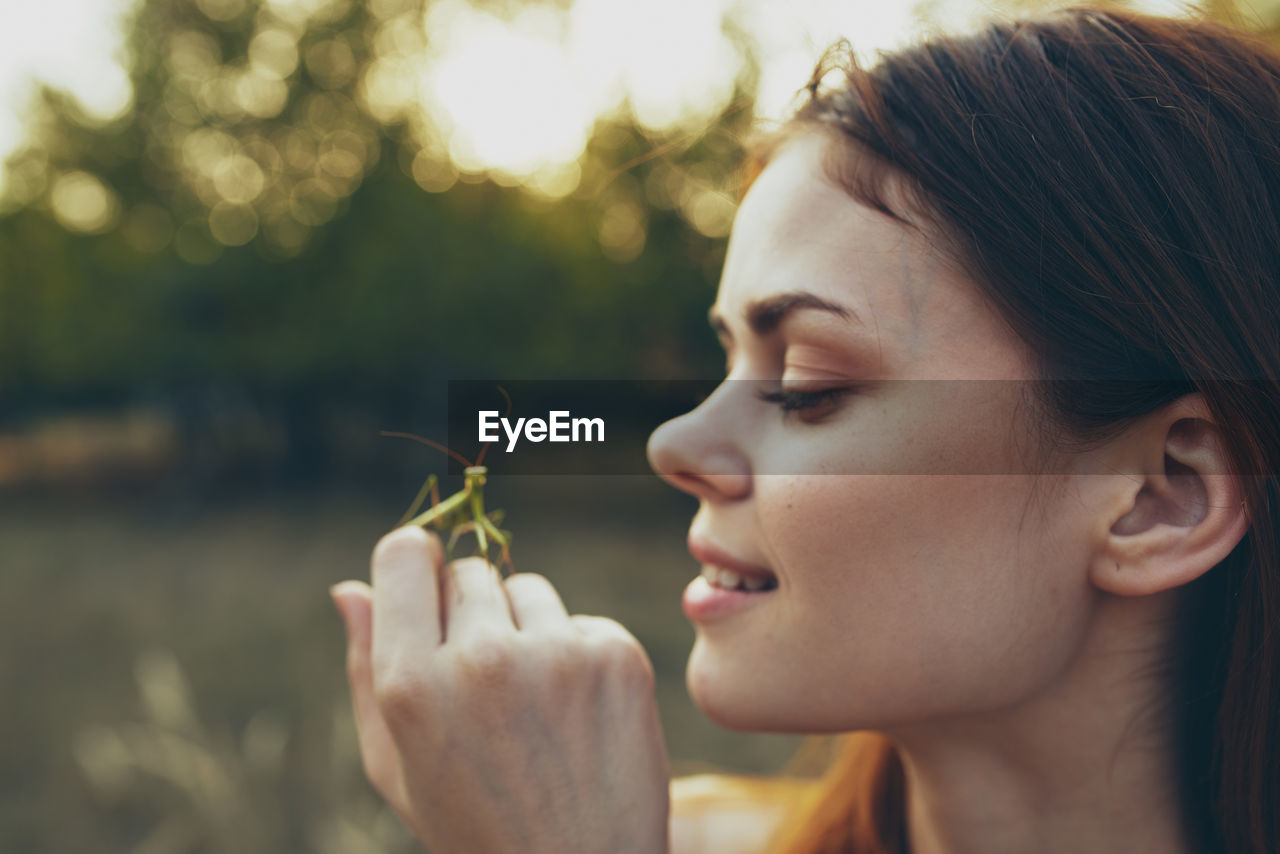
[329,526,672,854]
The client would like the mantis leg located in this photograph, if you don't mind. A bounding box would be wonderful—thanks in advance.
[476,515,513,573]
[404,481,472,529]
[395,474,438,528]
[468,488,489,562]
[440,505,476,561]
[437,513,511,570]
[476,514,510,549]
[447,522,472,554]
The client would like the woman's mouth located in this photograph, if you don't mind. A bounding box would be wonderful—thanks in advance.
[699,564,778,592]
[683,538,778,621]
[683,564,779,622]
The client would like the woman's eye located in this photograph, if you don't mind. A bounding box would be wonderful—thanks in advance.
[754,386,854,422]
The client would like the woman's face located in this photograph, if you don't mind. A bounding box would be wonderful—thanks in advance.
[646,131,1103,733]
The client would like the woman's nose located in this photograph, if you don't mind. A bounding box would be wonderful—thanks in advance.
[646,408,751,502]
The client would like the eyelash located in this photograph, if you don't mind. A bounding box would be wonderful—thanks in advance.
[754,386,854,420]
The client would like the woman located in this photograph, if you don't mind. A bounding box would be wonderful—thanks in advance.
[329,5,1280,852]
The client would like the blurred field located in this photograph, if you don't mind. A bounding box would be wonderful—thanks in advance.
[0,474,805,854]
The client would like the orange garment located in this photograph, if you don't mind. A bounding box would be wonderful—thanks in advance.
[670,773,820,854]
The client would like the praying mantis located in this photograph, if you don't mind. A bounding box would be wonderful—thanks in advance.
[380,385,514,575]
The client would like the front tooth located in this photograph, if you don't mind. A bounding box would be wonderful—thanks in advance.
[741,575,768,591]
[701,565,718,584]
[716,567,744,589]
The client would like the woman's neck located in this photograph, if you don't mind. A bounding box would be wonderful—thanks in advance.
[885,593,1197,854]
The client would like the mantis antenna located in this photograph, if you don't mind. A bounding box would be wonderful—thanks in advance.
[379,385,514,574]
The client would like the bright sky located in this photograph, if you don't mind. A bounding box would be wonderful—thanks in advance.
[0,0,1208,198]
[0,0,137,160]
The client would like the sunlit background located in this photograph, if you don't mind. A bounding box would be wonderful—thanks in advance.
[0,0,1266,851]
[0,0,1207,246]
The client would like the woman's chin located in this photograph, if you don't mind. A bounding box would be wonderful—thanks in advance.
[685,638,895,734]
[685,640,778,732]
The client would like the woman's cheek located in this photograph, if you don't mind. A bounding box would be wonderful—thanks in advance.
[758,474,1055,721]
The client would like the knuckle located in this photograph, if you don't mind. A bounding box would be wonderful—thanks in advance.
[374,671,427,724]
[503,572,552,593]
[568,614,654,685]
[504,573,562,608]
[452,556,494,575]
[531,642,580,687]
[446,557,497,593]
[449,634,517,683]
[595,634,655,688]
[569,613,607,634]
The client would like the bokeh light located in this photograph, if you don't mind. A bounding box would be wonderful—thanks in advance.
[0,0,138,198]
[50,171,119,233]
[0,0,1235,250]
[419,1,595,177]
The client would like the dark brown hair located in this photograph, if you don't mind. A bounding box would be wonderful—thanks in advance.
[744,5,1280,852]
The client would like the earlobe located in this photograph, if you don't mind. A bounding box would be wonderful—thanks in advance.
[1089,396,1250,597]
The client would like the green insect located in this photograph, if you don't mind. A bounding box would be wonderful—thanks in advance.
[380,385,514,575]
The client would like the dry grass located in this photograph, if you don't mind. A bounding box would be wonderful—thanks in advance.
[0,476,802,853]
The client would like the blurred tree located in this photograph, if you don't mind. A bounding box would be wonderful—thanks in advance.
[4,0,1269,481]
[0,0,748,478]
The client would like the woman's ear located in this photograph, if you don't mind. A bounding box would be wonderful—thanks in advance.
[1089,393,1250,597]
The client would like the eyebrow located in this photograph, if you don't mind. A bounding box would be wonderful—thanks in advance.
[707,290,859,340]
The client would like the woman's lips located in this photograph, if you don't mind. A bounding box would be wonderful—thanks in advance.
[685,537,776,583]
[682,536,778,622]
[682,576,776,621]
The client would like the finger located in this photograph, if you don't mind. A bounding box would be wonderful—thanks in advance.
[570,614,657,686]
[331,580,408,805]
[504,573,572,633]
[372,526,445,662]
[569,613,637,642]
[442,556,515,642]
